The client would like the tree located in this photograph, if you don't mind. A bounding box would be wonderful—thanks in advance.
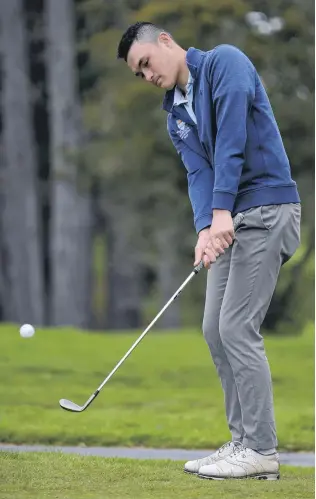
[46,0,93,327]
[78,0,151,330]
[0,0,44,324]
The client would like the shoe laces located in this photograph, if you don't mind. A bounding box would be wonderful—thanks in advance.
[230,442,247,457]
[197,441,243,466]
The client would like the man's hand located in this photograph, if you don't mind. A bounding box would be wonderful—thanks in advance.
[203,210,234,269]
[194,227,212,267]
[194,226,225,269]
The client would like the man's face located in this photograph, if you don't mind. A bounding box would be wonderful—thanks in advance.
[127,34,179,90]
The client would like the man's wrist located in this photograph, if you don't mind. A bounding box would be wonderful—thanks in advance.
[198,226,211,236]
[213,209,231,217]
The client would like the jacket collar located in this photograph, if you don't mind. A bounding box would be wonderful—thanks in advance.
[162,47,206,112]
[186,47,207,77]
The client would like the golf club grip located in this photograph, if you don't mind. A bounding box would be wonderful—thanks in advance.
[193,212,244,274]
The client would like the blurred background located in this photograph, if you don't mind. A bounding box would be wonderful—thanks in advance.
[0,0,314,335]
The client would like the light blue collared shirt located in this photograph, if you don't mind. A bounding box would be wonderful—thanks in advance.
[173,71,197,124]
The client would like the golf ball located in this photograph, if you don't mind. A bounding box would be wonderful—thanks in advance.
[20,324,35,338]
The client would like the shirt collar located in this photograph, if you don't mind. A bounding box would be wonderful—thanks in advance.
[173,71,194,106]
[169,71,195,108]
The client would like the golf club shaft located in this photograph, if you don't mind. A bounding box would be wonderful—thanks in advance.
[59,213,244,412]
[94,213,244,397]
[96,261,204,394]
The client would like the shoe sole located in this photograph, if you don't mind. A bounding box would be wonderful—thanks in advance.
[198,473,280,481]
[184,469,198,475]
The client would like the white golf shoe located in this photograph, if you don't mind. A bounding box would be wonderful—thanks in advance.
[184,441,241,475]
[198,444,280,480]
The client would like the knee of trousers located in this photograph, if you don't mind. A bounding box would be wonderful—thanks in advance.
[219,315,258,360]
[202,317,221,352]
[218,315,241,351]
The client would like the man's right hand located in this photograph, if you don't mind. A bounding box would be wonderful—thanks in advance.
[194,227,225,268]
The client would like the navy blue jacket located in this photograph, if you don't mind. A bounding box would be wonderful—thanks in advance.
[163,44,300,233]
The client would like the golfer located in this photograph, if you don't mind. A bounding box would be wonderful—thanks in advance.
[117,22,301,480]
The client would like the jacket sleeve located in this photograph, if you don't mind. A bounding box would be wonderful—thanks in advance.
[167,117,214,233]
[209,45,256,212]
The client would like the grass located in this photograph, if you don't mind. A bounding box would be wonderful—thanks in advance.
[0,323,314,450]
[0,452,314,499]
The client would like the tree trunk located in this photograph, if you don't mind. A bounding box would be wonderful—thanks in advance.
[104,202,142,330]
[46,0,93,327]
[155,226,181,329]
[0,0,44,324]
[0,137,5,321]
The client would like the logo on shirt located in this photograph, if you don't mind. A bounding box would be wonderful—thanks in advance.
[176,119,191,140]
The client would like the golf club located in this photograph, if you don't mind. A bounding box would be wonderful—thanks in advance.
[59,212,245,413]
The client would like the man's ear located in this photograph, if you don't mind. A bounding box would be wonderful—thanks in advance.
[158,32,173,48]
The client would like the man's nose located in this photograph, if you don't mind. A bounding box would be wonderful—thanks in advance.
[143,69,154,82]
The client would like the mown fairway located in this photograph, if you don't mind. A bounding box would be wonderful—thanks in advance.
[0,452,314,499]
[0,323,314,450]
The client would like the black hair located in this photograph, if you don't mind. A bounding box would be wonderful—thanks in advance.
[117,21,168,61]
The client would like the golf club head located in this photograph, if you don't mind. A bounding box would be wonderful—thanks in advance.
[59,398,84,412]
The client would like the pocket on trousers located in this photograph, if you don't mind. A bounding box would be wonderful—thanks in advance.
[260,205,281,230]
[283,204,301,263]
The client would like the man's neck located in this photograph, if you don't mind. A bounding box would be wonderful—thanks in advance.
[176,50,189,91]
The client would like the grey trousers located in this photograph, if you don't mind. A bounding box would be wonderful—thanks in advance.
[203,204,301,451]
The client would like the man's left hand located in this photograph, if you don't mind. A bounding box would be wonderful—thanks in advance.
[203,210,234,269]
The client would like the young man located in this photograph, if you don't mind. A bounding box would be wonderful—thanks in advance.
[117,22,301,480]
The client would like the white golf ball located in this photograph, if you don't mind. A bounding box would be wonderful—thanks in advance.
[20,324,35,338]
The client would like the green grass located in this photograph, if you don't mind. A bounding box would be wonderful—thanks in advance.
[0,452,314,499]
[0,323,314,450]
